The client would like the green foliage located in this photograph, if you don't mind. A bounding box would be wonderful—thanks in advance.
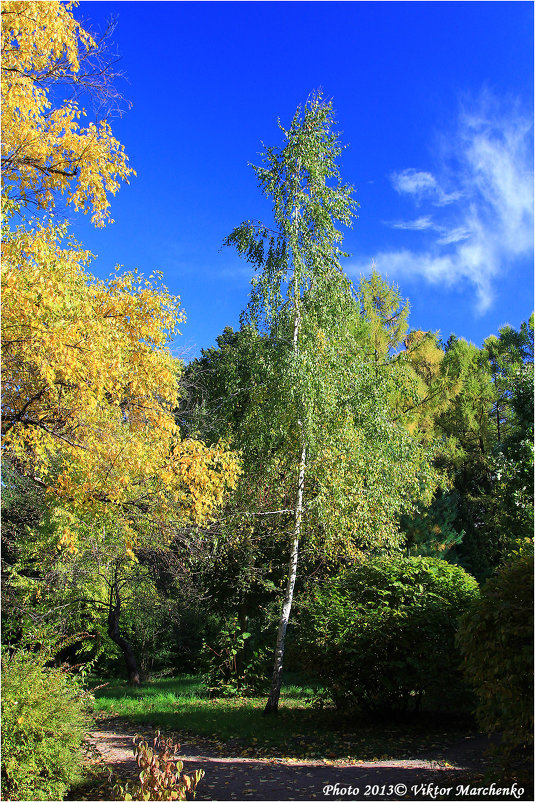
[401,489,465,558]
[435,318,534,579]
[1,459,45,565]
[1,645,89,801]
[297,555,479,715]
[489,437,534,557]
[113,731,204,801]
[457,548,534,755]
[483,315,533,447]
[1,460,49,643]
[203,617,269,696]
[3,495,209,682]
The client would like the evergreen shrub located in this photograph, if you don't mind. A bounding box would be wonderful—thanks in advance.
[1,647,89,801]
[297,554,479,715]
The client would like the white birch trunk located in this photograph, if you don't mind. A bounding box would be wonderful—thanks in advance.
[263,437,306,714]
[264,210,306,714]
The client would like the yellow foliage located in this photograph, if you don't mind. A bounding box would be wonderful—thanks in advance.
[2,219,241,533]
[1,1,134,225]
[1,2,240,547]
[394,331,461,443]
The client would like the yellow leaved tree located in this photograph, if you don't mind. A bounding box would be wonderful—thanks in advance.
[396,330,463,443]
[357,273,462,444]
[1,0,133,225]
[1,220,240,549]
[1,2,241,551]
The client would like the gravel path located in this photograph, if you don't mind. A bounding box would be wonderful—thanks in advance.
[84,719,509,801]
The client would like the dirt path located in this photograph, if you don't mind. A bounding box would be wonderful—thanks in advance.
[83,718,513,802]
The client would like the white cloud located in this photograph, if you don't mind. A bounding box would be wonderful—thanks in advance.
[351,246,495,313]
[460,110,533,255]
[390,215,435,231]
[436,226,471,245]
[356,95,533,313]
[391,169,437,196]
[391,168,461,206]
[387,217,471,244]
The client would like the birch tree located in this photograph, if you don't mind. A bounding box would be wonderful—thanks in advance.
[225,93,439,714]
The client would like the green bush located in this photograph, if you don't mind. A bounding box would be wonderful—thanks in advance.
[457,548,534,754]
[1,647,89,801]
[297,555,479,715]
[202,617,270,696]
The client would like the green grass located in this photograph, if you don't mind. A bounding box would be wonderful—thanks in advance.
[90,674,474,761]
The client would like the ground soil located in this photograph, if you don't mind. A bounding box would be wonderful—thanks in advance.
[79,716,530,802]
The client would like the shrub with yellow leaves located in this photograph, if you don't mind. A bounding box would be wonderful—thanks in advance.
[113,732,205,801]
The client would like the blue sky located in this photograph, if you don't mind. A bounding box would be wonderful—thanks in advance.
[71,1,534,360]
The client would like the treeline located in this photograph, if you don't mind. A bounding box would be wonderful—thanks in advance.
[1,3,533,800]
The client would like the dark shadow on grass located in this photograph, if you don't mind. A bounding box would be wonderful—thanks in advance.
[100,703,481,763]
[91,675,482,763]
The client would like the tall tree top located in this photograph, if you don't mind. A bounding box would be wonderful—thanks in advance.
[225,92,358,331]
[254,92,357,245]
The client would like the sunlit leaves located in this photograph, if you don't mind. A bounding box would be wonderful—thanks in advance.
[114,731,205,801]
[224,93,441,553]
[1,1,134,225]
[357,269,409,359]
[1,217,240,544]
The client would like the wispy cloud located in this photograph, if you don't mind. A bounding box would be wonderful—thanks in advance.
[391,168,461,206]
[436,226,471,245]
[390,215,435,231]
[354,94,534,314]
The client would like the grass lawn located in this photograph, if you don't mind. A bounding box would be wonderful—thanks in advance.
[90,674,475,761]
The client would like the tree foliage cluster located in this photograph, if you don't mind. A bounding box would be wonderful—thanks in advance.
[1,0,133,225]
[1,3,533,797]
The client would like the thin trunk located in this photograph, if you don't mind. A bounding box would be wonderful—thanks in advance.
[264,438,306,714]
[264,172,305,715]
[492,371,501,444]
[238,602,249,635]
[107,571,140,686]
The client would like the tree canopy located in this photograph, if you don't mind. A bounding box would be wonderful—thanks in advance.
[1,1,240,555]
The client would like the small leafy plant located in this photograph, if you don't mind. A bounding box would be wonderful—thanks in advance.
[204,619,250,695]
[113,730,204,801]
[203,618,271,696]
[1,642,89,801]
